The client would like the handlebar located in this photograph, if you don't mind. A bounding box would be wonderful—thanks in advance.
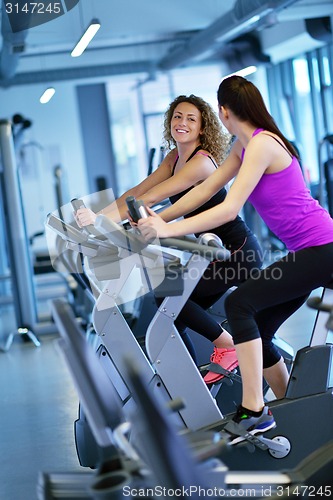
[198,232,223,248]
[307,296,333,313]
[71,198,103,237]
[95,214,231,262]
[45,213,115,251]
[47,195,231,263]
[123,196,231,261]
[160,237,230,261]
[126,196,149,222]
[46,213,89,245]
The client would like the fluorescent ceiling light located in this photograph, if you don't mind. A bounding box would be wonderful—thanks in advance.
[223,66,258,79]
[71,19,101,57]
[234,65,258,77]
[40,87,56,104]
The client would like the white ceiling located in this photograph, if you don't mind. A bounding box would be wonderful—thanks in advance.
[2,0,333,85]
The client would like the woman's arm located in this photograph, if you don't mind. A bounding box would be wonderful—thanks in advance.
[76,146,220,226]
[159,141,242,222]
[100,149,177,221]
[138,138,271,238]
[75,150,176,225]
[138,150,217,207]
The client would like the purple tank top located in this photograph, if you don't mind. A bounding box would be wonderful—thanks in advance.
[244,129,333,251]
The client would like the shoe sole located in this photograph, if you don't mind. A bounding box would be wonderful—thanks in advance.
[229,421,277,445]
[203,360,239,384]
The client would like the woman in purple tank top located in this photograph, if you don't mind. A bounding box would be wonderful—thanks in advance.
[139,75,333,442]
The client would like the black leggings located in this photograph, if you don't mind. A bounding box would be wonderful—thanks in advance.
[156,233,263,358]
[224,242,333,368]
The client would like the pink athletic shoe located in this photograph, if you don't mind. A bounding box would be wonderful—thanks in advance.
[203,347,239,384]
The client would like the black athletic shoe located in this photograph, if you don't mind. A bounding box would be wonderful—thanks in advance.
[224,405,276,445]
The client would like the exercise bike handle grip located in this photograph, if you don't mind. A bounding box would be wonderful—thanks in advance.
[198,232,223,248]
[71,198,101,237]
[307,296,333,313]
[126,196,149,223]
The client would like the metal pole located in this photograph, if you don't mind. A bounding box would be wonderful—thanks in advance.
[318,138,326,208]
[0,119,40,350]
[0,206,9,296]
[318,135,333,209]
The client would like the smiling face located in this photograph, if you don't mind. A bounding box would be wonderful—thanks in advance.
[171,102,203,145]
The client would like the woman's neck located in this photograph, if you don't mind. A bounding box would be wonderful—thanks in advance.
[176,140,201,160]
[233,123,258,148]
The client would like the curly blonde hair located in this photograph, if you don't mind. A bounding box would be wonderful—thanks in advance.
[163,94,231,164]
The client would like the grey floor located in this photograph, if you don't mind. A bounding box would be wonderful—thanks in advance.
[0,334,83,500]
[0,285,327,500]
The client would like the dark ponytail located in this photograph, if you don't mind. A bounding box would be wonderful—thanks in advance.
[217,76,299,158]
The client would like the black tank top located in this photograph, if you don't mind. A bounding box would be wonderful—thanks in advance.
[168,146,252,250]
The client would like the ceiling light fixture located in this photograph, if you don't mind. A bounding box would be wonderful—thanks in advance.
[234,65,258,77]
[71,19,101,57]
[223,66,258,79]
[40,87,56,104]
